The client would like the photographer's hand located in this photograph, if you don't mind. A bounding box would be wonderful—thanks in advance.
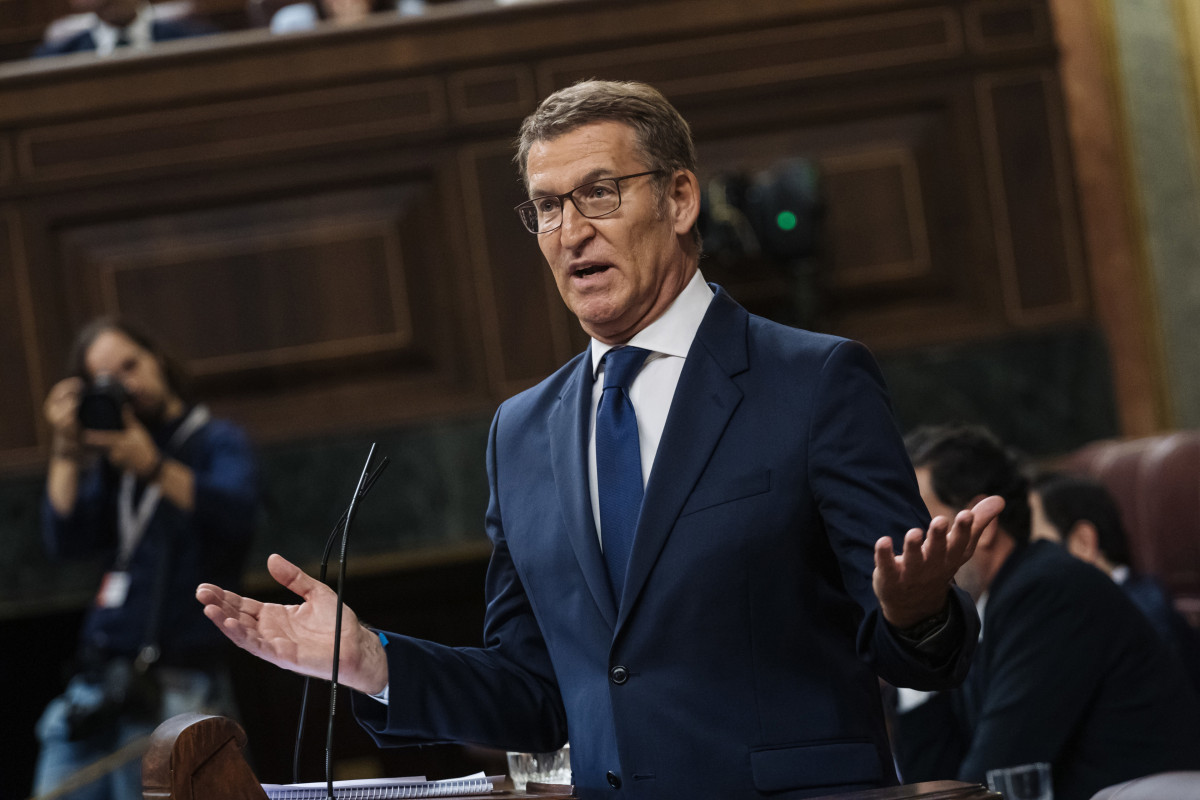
[45,377,84,454]
[44,377,86,516]
[83,406,159,475]
[84,407,196,511]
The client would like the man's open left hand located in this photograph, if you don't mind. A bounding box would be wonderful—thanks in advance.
[873,495,1005,629]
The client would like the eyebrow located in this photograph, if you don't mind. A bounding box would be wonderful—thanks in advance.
[528,167,616,199]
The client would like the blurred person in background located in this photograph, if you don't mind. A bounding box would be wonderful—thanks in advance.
[267,0,406,33]
[1031,471,1200,692]
[34,317,259,800]
[33,0,218,58]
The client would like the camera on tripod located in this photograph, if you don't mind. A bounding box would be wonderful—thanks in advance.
[77,375,128,430]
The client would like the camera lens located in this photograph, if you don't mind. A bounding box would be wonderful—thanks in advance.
[77,375,128,430]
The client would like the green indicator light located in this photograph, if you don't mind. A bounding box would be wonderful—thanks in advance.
[776,210,798,231]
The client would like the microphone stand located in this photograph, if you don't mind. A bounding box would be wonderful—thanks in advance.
[290,446,388,790]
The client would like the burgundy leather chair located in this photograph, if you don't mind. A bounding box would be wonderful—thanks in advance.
[1058,431,1200,628]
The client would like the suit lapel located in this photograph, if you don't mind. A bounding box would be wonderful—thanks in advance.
[548,349,618,628]
[615,288,749,630]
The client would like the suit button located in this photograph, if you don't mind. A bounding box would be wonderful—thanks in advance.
[606,771,622,789]
[609,665,629,685]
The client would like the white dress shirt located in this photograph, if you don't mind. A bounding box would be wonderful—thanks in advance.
[371,270,712,703]
[88,5,155,55]
[587,270,713,546]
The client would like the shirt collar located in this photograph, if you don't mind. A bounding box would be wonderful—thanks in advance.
[590,269,713,377]
[91,4,154,55]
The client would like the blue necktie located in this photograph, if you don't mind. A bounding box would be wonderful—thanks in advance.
[597,346,650,600]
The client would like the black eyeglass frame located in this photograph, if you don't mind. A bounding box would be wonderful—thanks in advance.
[514,170,664,234]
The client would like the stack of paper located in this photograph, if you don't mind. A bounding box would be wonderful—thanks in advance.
[261,772,495,799]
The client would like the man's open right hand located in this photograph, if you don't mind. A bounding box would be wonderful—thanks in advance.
[196,553,389,696]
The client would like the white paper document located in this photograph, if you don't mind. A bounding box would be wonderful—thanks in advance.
[261,772,495,799]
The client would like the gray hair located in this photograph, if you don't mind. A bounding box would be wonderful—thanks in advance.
[515,80,700,248]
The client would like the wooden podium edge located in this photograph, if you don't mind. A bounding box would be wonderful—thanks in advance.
[143,712,269,800]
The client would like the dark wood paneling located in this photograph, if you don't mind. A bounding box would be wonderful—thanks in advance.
[448,65,537,124]
[16,148,490,454]
[824,150,929,288]
[59,186,427,375]
[0,134,12,185]
[964,0,1052,54]
[19,76,446,182]
[540,6,965,99]
[0,206,39,452]
[0,0,1090,472]
[977,70,1086,325]
[462,142,581,396]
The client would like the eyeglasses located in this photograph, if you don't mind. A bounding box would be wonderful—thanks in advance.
[514,170,663,234]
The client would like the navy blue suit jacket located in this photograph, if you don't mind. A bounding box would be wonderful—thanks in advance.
[33,18,215,57]
[354,287,978,799]
[1121,573,1200,693]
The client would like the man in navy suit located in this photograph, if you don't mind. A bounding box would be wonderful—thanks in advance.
[1030,472,1200,692]
[198,80,1002,799]
[34,0,216,58]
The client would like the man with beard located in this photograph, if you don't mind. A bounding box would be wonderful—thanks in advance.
[34,318,259,800]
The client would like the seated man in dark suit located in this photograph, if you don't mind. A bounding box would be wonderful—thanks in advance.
[34,0,217,58]
[892,425,1200,800]
[1030,472,1200,692]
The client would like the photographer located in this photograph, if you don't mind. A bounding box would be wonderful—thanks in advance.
[34,318,260,800]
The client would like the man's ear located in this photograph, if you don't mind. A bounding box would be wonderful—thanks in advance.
[669,169,701,236]
[1066,521,1101,563]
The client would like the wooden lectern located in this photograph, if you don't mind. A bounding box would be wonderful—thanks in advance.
[141,714,996,800]
[143,713,269,800]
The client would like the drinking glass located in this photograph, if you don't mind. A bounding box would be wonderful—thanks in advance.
[986,762,1053,800]
[506,743,571,791]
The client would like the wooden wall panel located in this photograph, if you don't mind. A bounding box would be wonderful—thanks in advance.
[965,0,1052,53]
[447,66,537,125]
[823,149,931,289]
[539,7,964,100]
[92,224,411,368]
[460,142,580,397]
[0,134,11,186]
[18,76,446,183]
[977,69,1086,325]
[0,206,39,453]
[16,152,491,454]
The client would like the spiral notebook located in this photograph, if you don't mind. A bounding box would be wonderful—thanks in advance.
[261,772,495,799]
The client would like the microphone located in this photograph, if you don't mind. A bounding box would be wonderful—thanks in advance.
[291,447,389,788]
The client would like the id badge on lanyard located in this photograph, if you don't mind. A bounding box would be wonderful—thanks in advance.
[97,474,163,609]
[95,404,209,609]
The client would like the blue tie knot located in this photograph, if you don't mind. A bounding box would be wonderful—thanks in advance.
[603,347,650,392]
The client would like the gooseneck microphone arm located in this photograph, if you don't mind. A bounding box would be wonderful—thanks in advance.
[291,449,389,788]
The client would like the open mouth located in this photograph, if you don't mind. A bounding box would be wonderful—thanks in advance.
[573,264,611,277]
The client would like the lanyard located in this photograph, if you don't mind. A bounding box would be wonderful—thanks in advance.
[115,405,210,569]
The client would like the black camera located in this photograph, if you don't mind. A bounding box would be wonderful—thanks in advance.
[77,375,128,430]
